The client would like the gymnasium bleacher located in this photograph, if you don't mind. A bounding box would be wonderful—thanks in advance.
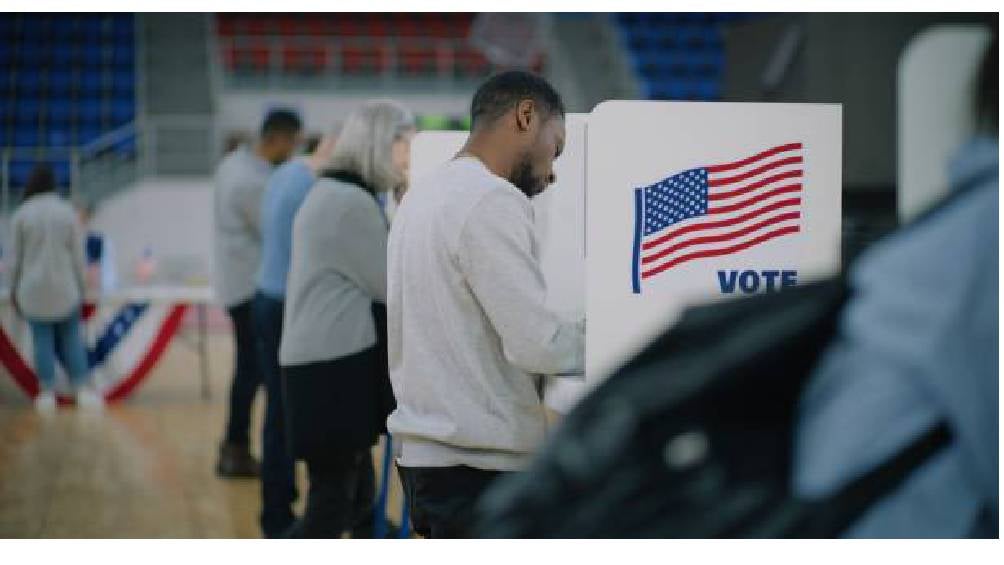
[1,13,136,193]
[616,13,749,101]
[215,13,498,81]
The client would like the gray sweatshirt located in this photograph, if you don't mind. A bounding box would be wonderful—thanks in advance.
[8,193,87,321]
[279,177,388,367]
[212,147,272,307]
[386,157,585,471]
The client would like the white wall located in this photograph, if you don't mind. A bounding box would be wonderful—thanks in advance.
[91,177,214,289]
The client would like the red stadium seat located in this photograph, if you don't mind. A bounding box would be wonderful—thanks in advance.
[282,44,327,74]
[398,44,438,75]
[232,40,271,73]
[340,44,386,75]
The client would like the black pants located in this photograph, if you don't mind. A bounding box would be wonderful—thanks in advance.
[223,299,262,447]
[252,292,297,538]
[397,466,508,538]
[287,449,376,538]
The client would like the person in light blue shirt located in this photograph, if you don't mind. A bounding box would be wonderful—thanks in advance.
[258,134,338,298]
[251,132,337,537]
[794,39,998,537]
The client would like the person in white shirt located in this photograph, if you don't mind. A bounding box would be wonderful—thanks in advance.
[8,165,101,413]
[386,71,584,538]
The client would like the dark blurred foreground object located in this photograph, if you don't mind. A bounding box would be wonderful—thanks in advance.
[475,278,956,537]
[476,165,996,539]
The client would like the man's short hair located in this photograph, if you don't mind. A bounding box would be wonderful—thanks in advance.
[470,70,565,129]
[260,108,303,138]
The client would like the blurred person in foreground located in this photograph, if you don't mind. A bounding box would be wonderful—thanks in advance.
[212,109,301,494]
[794,36,998,537]
[252,130,338,537]
[280,100,415,538]
[386,71,584,538]
[8,166,101,413]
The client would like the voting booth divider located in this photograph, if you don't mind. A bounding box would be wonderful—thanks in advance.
[406,101,842,414]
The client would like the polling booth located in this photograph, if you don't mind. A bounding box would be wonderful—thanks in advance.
[586,101,843,382]
[406,102,843,411]
[897,25,992,222]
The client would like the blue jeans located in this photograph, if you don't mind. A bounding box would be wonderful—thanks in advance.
[29,310,90,391]
[252,291,297,537]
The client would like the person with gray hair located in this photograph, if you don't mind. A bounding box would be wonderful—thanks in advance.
[279,100,415,537]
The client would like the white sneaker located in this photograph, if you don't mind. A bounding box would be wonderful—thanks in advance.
[76,387,105,411]
[34,391,57,415]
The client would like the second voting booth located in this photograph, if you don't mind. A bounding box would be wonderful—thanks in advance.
[406,101,842,413]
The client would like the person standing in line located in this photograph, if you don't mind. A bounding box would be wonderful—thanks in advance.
[386,71,584,538]
[280,100,415,538]
[211,109,301,513]
[252,131,338,536]
[8,165,101,413]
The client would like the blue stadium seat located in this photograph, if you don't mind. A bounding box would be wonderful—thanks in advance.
[20,16,48,38]
[47,99,73,125]
[0,16,15,38]
[111,70,135,94]
[81,44,105,67]
[17,70,45,94]
[51,44,78,67]
[78,17,105,41]
[17,43,48,66]
[112,43,135,67]
[111,15,133,39]
[47,127,72,147]
[48,70,74,95]
[78,72,105,95]
[0,43,12,66]
[50,16,78,38]
[14,99,41,124]
[13,127,39,147]
[109,98,135,125]
[10,161,36,189]
[77,99,103,124]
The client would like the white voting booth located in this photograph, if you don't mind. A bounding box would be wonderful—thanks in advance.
[587,101,842,381]
[406,103,842,413]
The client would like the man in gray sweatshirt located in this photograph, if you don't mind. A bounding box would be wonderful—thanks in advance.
[212,109,301,500]
[387,71,584,538]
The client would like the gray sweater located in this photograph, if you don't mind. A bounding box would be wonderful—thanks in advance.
[386,157,585,471]
[279,177,388,367]
[8,193,87,321]
[212,147,272,307]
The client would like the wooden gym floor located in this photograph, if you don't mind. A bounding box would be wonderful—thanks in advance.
[0,323,406,538]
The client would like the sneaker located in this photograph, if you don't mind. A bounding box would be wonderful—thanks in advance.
[76,387,105,411]
[216,443,260,478]
[34,391,57,415]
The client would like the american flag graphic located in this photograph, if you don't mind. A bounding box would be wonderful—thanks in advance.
[631,142,804,293]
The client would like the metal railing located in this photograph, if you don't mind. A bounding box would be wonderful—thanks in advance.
[1,122,142,216]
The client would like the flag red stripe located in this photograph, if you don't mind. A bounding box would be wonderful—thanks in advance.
[708,169,803,201]
[704,143,803,174]
[708,156,803,187]
[641,211,801,265]
[708,184,802,215]
[641,226,801,279]
[641,197,801,250]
